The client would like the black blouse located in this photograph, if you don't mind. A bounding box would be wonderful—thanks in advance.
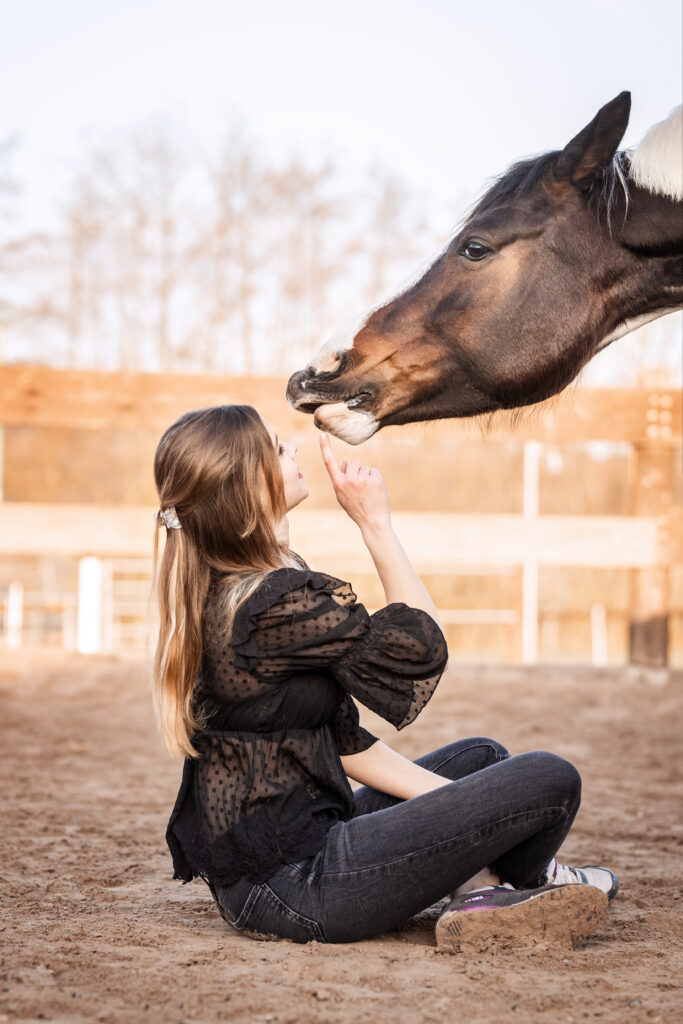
[166,567,449,887]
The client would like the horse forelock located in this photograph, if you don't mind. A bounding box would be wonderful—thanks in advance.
[461,147,632,243]
[593,152,630,237]
[464,151,559,224]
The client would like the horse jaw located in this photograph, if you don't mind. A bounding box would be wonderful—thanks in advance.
[312,402,379,444]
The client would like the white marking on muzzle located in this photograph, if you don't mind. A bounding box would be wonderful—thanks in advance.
[308,311,370,373]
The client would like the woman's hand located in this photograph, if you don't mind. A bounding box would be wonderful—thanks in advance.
[319,432,391,532]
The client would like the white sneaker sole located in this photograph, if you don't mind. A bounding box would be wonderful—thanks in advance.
[435,884,608,954]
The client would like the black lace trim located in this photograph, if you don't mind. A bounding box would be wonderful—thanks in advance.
[174,811,340,888]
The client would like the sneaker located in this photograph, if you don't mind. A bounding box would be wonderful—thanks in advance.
[435,883,608,953]
[545,858,619,901]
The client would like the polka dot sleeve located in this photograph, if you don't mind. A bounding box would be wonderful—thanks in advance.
[334,603,449,730]
[231,568,449,732]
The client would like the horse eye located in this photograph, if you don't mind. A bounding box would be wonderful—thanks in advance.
[462,240,491,261]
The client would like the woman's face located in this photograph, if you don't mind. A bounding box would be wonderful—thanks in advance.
[262,419,309,512]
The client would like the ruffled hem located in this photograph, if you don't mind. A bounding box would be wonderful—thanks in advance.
[173,813,339,887]
[230,567,357,673]
[168,783,344,887]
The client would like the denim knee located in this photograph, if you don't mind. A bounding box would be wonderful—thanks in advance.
[431,737,511,779]
[472,737,511,763]
[530,751,582,812]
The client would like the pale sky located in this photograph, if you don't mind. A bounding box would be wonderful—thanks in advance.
[4,0,682,211]
[2,0,682,380]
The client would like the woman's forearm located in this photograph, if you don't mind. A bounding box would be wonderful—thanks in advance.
[361,522,443,629]
[341,739,450,800]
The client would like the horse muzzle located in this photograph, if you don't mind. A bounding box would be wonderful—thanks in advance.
[286,367,374,415]
[286,368,324,413]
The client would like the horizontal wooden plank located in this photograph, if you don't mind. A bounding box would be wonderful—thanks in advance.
[0,365,290,433]
[360,609,518,625]
[0,503,675,568]
[0,364,680,445]
[437,609,518,625]
[291,510,669,570]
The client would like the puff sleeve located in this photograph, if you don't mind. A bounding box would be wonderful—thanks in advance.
[231,568,448,732]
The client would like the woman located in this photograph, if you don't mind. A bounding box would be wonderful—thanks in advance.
[152,405,617,951]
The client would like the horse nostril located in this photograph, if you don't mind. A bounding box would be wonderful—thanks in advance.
[299,365,318,390]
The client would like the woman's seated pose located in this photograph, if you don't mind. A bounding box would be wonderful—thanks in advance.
[152,404,617,951]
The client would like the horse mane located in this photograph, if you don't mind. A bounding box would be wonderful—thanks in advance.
[466,104,682,236]
[466,151,559,222]
[627,105,683,202]
[464,149,630,237]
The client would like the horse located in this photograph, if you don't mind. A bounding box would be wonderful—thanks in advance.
[286,92,683,444]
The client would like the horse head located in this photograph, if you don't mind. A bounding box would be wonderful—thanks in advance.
[287,92,683,443]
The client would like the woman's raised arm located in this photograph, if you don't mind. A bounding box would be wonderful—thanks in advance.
[319,433,443,632]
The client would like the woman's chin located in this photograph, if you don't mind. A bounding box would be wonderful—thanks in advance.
[286,484,309,512]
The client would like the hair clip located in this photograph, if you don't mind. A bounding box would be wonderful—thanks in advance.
[154,507,182,529]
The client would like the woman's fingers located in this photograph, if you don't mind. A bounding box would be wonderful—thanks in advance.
[320,435,387,527]
[341,461,371,478]
[319,432,343,487]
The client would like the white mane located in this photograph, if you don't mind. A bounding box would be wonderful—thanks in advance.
[628,105,683,201]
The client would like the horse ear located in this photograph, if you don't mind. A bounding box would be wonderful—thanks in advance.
[550,91,631,190]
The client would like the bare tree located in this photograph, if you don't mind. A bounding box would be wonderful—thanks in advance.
[62,121,199,371]
[199,128,272,373]
[0,138,64,348]
[265,158,350,371]
[2,122,467,377]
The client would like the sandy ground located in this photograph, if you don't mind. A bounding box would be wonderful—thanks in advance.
[0,652,681,1024]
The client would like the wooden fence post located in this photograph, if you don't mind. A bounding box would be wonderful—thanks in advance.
[590,602,608,666]
[6,581,23,649]
[522,441,540,664]
[76,557,104,654]
[629,375,675,667]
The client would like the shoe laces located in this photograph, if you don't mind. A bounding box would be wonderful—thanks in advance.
[550,861,583,886]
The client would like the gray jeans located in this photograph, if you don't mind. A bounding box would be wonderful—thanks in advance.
[208,737,581,943]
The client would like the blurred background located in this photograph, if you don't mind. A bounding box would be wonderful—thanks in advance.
[1,0,681,666]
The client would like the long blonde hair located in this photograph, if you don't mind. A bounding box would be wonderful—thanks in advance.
[152,405,299,759]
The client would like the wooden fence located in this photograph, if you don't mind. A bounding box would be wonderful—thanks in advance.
[1,364,681,665]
